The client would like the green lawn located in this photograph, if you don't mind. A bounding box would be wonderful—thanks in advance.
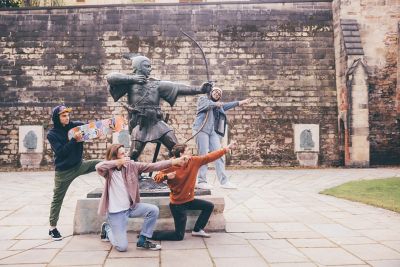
[320,177,400,213]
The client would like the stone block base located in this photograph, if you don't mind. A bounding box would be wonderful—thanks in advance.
[296,152,319,167]
[73,195,225,235]
[19,153,42,168]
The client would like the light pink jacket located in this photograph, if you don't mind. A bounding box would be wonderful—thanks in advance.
[95,159,172,215]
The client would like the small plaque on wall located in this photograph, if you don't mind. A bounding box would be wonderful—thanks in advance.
[19,126,43,153]
[293,124,319,152]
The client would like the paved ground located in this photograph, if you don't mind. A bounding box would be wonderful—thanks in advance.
[0,168,399,267]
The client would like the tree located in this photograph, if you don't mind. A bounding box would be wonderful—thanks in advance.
[23,0,63,6]
[0,0,64,7]
[0,0,21,8]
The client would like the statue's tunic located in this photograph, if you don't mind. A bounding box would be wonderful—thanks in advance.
[107,74,191,143]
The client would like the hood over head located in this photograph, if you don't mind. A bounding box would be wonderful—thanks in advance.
[51,105,72,129]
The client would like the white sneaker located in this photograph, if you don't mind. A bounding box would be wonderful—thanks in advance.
[220,181,238,189]
[192,229,211,238]
[196,183,213,190]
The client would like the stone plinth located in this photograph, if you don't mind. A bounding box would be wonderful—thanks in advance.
[294,124,320,167]
[18,126,43,168]
[19,153,42,168]
[296,152,319,167]
[87,187,211,198]
[73,189,225,235]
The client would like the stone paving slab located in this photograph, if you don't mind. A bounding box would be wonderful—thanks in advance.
[213,257,269,267]
[287,238,337,248]
[0,249,59,265]
[161,235,206,249]
[382,241,400,253]
[49,250,109,266]
[367,259,400,267]
[208,244,259,258]
[299,247,365,265]
[63,235,112,251]
[0,240,17,250]
[343,244,400,261]
[203,232,248,245]
[230,232,271,240]
[250,239,310,263]
[329,236,376,245]
[269,264,318,267]
[105,258,158,267]
[0,168,399,266]
[8,240,50,250]
[268,230,323,239]
[161,249,213,267]
[0,251,20,261]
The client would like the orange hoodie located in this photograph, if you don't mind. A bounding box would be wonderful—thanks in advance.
[154,148,227,204]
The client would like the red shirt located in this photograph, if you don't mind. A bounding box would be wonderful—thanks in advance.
[154,149,226,204]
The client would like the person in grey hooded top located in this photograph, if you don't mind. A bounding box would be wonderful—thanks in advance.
[192,87,252,189]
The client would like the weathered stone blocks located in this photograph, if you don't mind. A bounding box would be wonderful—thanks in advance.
[73,192,226,235]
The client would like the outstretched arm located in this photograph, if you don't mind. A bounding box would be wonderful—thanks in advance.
[197,96,223,113]
[106,73,146,102]
[106,73,146,85]
[158,81,212,106]
[176,81,212,96]
[222,98,253,111]
[154,170,176,183]
[222,101,239,111]
[137,157,186,174]
[197,142,236,166]
[95,157,129,178]
[238,98,253,106]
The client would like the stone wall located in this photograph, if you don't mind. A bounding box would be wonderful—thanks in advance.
[0,1,339,169]
[332,0,400,165]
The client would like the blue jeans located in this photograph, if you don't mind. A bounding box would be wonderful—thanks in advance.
[196,131,228,185]
[105,203,159,252]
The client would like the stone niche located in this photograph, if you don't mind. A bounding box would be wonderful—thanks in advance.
[293,124,319,167]
[19,125,43,168]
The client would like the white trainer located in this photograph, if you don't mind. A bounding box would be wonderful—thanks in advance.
[220,181,238,189]
[192,229,211,238]
[196,183,213,190]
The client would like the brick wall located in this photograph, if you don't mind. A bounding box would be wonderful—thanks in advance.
[332,0,400,165]
[0,1,339,169]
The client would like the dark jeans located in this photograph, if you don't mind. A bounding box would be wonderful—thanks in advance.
[152,198,214,241]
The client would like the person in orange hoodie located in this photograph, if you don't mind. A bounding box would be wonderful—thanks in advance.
[151,142,235,240]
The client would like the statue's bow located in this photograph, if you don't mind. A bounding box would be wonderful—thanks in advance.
[180,29,213,83]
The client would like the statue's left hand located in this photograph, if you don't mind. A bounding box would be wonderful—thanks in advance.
[129,74,147,84]
[200,82,213,94]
